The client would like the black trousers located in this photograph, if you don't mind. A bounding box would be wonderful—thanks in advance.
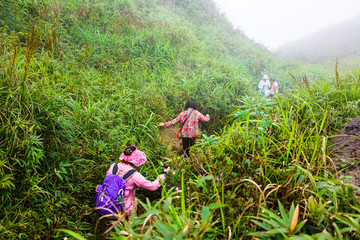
[182,137,196,158]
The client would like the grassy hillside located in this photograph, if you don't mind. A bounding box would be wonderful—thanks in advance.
[1,0,360,239]
[0,0,272,238]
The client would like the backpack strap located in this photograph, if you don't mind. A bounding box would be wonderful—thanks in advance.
[123,169,136,180]
[112,163,119,175]
[180,110,193,131]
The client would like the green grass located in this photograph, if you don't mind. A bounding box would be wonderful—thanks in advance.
[1,0,360,239]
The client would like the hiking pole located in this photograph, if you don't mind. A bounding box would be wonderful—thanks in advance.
[164,163,171,181]
[203,122,207,132]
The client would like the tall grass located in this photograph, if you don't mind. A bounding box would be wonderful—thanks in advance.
[77,69,360,239]
[1,0,360,239]
[185,70,360,239]
[0,0,257,238]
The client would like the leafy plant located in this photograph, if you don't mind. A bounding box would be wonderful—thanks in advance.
[306,196,331,227]
[249,201,307,239]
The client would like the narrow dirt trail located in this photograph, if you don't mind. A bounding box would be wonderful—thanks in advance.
[159,126,183,155]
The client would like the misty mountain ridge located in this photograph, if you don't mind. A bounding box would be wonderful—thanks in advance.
[275,15,360,63]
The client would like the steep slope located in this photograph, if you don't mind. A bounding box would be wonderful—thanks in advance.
[0,0,282,238]
[2,0,359,239]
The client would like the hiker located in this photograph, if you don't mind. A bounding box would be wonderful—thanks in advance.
[258,75,271,97]
[105,146,170,216]
[269,78,279,98]
[159,100,210,158]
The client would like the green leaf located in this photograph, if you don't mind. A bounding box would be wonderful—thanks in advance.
[201,206,211,226]
[196,175,213,188]
[308,196,316,212]
[293,220,307,234]
[139,209,161,219]
[260,121,272,128]
[57,229,87,240]
[266,227,288,234]
[251,219,270,231]
[154,221,176,240]
[163,197,171,212]
[124,221,138,239]
[278,200,289,223]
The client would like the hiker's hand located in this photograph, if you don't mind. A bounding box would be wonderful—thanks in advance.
[163,167,170,174]
[163,163,170,174]
[159,122,165,127]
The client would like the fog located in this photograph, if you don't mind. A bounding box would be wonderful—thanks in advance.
[213,0,360,51]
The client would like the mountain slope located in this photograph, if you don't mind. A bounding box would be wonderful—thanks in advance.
[276,15,360,63]
[2,0,358,239]
[0,0,282,238]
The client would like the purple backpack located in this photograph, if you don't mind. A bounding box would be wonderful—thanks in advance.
[95,164,136,215]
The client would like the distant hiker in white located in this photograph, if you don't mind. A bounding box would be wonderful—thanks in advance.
[269,78,279,98]
[258,75,271,97]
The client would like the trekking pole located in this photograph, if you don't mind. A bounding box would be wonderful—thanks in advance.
[203,122,207,132]
[164,163,171,181]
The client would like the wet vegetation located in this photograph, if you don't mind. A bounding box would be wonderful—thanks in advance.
[1,0,360,239]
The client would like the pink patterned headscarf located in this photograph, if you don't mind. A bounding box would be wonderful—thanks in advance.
[119,146,147,167]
